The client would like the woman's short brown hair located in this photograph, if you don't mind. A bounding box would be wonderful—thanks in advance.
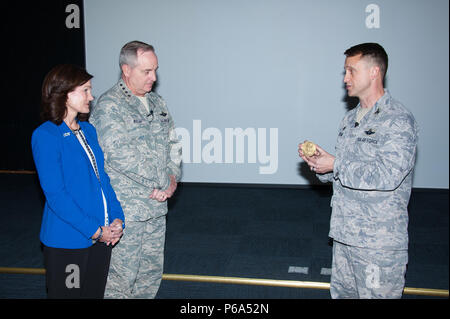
[41,64,93,124]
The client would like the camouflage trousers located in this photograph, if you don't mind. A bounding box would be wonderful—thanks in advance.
[105,215,166,299]
[330,240,408,299]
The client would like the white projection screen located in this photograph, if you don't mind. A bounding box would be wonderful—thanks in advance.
[84,0,449,188]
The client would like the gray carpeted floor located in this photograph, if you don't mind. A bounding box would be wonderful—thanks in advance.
[0,174,448,299]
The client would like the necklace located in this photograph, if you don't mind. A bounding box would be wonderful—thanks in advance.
[64,120,80,132]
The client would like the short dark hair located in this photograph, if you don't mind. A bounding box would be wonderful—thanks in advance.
[41,64,93,124]
[344,43,388,81]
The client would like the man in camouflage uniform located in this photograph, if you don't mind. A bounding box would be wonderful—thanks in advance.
[89,41,182,298]
[299,43,418,298]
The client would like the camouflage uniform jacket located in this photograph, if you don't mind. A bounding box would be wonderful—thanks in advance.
[89,79,182,221]
[318,90,418,250]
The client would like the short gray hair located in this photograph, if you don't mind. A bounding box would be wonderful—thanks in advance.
[119,40,155,69]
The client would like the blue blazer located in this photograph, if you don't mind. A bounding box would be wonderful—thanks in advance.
[32,120,125,249]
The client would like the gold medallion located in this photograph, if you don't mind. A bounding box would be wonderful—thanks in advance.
[301,141,316,157]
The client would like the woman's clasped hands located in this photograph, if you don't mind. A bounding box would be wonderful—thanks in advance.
[92,218,124,246]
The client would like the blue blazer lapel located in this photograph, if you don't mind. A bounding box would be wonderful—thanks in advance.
[58,121,93,169]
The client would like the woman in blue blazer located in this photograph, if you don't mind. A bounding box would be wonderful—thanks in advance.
[32,64,125,298]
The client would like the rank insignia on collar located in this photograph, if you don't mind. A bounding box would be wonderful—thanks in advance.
[63,132,70,137]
